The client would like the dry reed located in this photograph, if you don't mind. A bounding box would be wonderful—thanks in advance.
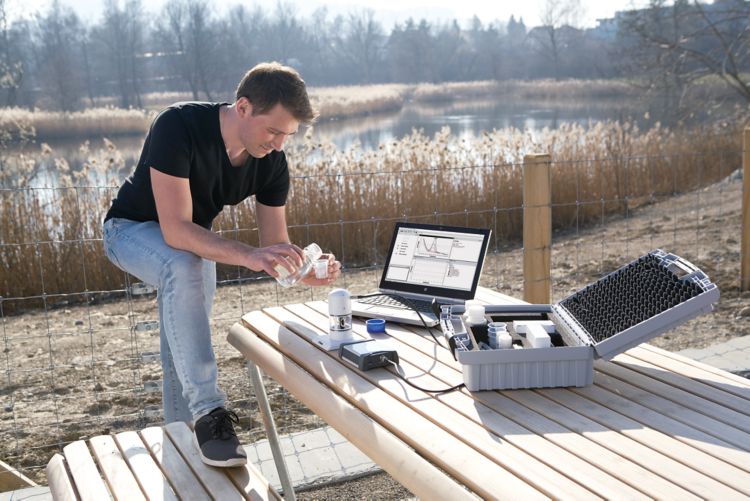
[1,118,739,313]
[0,107,155,141]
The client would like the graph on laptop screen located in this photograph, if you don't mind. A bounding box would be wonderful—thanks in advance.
[384,226,486,291]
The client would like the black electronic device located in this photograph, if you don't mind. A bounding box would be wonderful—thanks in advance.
[338,339,399,371]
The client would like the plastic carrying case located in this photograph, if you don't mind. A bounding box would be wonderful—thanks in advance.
[440,250,720,391]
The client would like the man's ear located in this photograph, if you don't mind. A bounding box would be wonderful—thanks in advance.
[237,97,253,117]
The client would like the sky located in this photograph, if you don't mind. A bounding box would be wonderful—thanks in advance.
[8,0,653,28]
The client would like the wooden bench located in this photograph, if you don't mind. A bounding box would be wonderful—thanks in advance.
[45,421,281,501]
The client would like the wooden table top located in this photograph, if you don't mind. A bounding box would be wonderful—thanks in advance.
[227,287,750,500]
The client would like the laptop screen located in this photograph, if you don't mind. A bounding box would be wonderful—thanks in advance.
[379,222,491,301]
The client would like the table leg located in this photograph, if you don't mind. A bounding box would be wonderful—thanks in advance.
[247,362,297,501]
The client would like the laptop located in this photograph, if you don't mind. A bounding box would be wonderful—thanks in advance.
[351,222,491,326]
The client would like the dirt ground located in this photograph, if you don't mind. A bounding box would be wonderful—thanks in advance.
[1,170,747,498]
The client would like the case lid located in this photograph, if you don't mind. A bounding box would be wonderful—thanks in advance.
[555,250,719,360]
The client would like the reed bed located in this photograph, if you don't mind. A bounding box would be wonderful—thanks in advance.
[0,119,740,314]
[412,81,503,102]
[0,107,155,141]
[1,80,639,141]
[493,79,639,100]
[311,83,409,119]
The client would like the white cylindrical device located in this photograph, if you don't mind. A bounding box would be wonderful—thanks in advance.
[328,288,352,340]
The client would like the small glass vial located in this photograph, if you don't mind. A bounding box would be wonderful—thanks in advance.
[275,243,322,288]
[314,257,329,279]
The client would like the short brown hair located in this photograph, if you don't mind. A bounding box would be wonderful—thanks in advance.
[235,62,317,124]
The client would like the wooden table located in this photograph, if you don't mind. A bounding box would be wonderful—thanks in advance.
[228,287,750,500]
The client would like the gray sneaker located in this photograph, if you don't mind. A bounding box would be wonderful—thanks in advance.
[193,407,247,467]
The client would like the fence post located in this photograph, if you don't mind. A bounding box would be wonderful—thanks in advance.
[523,153,552,304]
[742,127,750,291]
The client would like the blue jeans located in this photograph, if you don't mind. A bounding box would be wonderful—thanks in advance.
[103,218,225,423]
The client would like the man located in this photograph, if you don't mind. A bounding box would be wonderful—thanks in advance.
[103,62,341,467]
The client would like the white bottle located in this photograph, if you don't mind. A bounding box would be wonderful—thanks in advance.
[275,243,322,288]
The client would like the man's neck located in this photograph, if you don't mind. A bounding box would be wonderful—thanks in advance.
[219,104,249,166]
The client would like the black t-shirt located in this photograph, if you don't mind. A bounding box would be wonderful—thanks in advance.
[105,102,289,229]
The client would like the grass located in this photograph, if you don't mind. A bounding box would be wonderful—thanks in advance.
[0,117,742,314]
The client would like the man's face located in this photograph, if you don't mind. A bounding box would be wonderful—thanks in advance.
[238,99,299,159]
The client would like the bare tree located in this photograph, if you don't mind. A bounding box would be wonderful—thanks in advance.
[623,0,750,106]
[387,18,437,83]
[332,9,384,84]
[533,0,584,80]
[221,5,267,82]
[270,1,306,65]
[309,8,334,78]
[94,0,145,108]
[0,0,23,106]
[154,0,217,100]
[32,0,85,111]
[433,19,472,81]
[185,0,217,100]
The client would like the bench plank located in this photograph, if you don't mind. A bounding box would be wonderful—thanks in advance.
[163,421,246,501]
[225,459,283,501]
[115,430,178,501]
[140,426,210,501]
[539,388,747,498]
[640,344,750,388]
[574,377,750,492]
[49,423,281,501]
[595,358,750,437]
[624,347,750,402]
[45,454,78,501]
[62,440,111,501]
[590,370,750,463]
[89,434,145,501]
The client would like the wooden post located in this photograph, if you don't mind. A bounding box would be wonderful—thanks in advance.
[523,154,552,304]
[742,127,750,291]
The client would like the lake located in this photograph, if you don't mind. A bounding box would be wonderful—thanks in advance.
[310,98,648,151]
[8,97,651,188]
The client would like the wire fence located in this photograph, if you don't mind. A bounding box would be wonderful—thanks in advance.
[0,134,746,484]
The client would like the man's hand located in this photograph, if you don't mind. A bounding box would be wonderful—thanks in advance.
[300,252,342,286]
[245,243,304,277]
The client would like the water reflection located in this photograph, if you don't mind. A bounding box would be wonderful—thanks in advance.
[308,98,648,150]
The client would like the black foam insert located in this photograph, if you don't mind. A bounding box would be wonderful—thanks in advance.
[559,254,703,342]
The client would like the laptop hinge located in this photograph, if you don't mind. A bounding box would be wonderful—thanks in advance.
[379,289,464,304]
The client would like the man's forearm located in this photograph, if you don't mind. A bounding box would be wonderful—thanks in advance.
[161,220,256,269]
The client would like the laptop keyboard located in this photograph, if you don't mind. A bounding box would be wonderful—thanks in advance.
[358,295,434,313]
